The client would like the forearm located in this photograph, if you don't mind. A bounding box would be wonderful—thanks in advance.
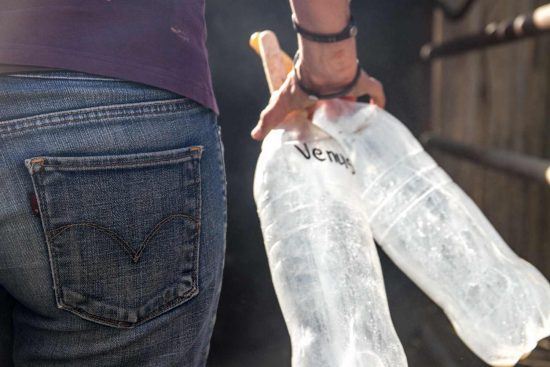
[290,0,357,90]
[290,0,351,32]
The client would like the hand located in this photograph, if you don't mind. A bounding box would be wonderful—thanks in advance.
[251,61,385,141]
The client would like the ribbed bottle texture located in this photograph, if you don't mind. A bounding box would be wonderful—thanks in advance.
[313,100,550,366]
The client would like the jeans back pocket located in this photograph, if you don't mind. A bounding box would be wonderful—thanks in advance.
[25,146,203,328]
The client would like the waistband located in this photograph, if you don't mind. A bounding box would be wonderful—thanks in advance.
[0,69,199,123]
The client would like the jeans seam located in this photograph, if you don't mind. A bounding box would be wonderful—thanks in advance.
[0,98,197,137]
[193,155,202,308]
[215,125,227,203]
[35,148,202,169]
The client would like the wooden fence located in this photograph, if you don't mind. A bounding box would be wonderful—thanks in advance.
[428,0,550,277]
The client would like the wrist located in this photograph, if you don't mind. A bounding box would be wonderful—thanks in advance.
[297,38,358,92]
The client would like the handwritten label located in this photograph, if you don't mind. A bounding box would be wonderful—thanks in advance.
[294,143,355,174]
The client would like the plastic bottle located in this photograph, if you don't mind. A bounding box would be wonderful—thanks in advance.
[312,99,550,367]
[253,118,408,367]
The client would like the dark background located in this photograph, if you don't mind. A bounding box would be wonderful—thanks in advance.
[205,1,486,366]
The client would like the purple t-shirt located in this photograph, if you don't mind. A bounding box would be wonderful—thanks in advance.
[0,0,218,114]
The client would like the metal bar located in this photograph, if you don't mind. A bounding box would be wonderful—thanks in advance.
[421,133,550,186]
[421,3,550,60]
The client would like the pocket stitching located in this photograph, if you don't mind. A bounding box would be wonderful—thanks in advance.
[34,176,66,314]
[48,212,198,263]
[56,283,199,329]
[49,222,135,260]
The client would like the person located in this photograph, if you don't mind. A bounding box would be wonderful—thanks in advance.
[0,0,383,366]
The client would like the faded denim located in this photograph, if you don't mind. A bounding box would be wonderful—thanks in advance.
[0,70,227,366]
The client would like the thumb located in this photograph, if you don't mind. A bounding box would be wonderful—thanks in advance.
[251,72,312,140]
[251,88,291,140]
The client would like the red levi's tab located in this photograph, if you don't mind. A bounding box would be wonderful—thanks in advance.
[29,192,40,217]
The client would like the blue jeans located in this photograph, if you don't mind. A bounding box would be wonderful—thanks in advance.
[0,70,227,366]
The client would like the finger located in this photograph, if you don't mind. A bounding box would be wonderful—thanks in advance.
[251,73,313,140]
[251,80,292,140]
[352,72,386,108]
